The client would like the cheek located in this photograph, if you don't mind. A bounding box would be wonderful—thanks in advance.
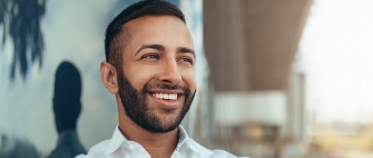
[124,65,157,89]
[180,68,196,91]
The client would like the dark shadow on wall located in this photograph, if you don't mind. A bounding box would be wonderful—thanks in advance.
[0,134,41,158]
[0,0,47,81]
[47,61,86,158]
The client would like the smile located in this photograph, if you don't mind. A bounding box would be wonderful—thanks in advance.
[148,90,183,109]
[152,93,178,100]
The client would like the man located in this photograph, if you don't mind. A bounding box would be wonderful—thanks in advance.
[48,61,86,158]
[77,0,248,157]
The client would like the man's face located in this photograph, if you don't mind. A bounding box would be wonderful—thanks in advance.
[117,15,196,133]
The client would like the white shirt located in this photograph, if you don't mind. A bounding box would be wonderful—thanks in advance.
[76,125,249,158]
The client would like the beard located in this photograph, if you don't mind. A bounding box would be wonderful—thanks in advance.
[117,69,195,133]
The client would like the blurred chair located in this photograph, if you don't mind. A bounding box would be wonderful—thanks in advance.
[47,61,86,158]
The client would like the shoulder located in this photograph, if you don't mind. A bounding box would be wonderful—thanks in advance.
[75,139,110,158]
[182,138,250,158]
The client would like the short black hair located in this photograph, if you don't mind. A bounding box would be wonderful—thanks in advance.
[104,0,186,69]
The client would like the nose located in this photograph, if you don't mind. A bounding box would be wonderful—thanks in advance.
[158,59,181,86]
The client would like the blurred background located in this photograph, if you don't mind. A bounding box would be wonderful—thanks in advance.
[1,0,373,157]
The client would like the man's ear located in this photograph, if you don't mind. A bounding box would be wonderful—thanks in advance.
[100,62,119,94]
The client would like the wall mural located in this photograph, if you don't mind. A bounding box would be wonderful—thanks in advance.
[0,0,46,80]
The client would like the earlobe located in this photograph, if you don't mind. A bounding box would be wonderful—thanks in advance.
[100,62,119,94]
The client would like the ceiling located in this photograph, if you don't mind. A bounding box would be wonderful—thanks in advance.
[203,0,313,92]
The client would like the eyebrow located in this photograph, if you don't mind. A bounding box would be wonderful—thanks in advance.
[135,44,165,56]
[178,47,195,58]
[134,43,195,58]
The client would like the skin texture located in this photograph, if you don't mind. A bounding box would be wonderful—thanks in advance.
[100,15,196,158]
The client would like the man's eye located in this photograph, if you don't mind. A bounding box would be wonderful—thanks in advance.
[180,57,193,64]
[141,54,159,59]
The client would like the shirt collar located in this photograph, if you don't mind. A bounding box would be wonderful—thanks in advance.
[104,124,189,155]
[176,125,188,151]
[104,125,127,155]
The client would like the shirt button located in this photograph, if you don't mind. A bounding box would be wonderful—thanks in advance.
[129,144,135,150]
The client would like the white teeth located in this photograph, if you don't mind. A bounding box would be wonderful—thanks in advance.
[154,93,177,100]
[172,94,176,100]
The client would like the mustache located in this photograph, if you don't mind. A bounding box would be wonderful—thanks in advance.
[142,82,191,93]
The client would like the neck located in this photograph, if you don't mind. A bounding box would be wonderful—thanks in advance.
[117,99,179,158]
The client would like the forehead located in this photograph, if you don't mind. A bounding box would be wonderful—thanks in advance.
[123,15,193,53]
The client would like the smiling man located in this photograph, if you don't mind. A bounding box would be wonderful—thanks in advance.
[77,0,246,158]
